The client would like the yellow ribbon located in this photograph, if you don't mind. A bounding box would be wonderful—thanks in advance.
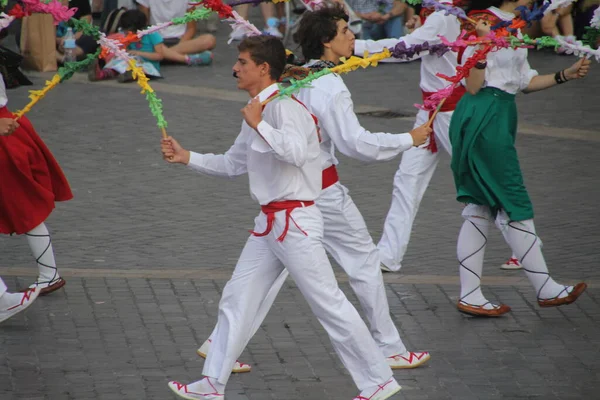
[331,49,392,75]
[14,74,61,119]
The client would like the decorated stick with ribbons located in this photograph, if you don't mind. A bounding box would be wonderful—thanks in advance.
[424,99,446,128]
[98,32,168,137]
[260,49,393,107]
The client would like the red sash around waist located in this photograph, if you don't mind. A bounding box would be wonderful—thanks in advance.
[421,85,466,153]
[250,200,315,242]
[322,165,339,190]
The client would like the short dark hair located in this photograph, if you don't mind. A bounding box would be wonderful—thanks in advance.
[238,35,286,81]
[293,3,349,61]
[119,9,148,32]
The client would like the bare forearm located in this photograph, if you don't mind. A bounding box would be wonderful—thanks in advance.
[389,1,406,17]
[523,73,557,93]
[130,50,164,61]
[180,22,196,42]
[466,68,486,95]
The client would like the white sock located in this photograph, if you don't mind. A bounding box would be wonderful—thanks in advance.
[26,223,59,285]
[458,216,496,309]
[0,292,24,310]
[495,217,519,263]
[499,214,571,300]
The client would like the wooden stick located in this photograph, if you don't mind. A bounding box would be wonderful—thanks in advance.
[425,98,447,128]
[161,127,168,139]
[260,96,275,107]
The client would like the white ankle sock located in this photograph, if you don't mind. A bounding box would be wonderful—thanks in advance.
[26,223,59,285]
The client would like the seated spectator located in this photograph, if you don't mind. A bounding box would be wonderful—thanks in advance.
[56,0,99,63]
[136,0,216,66]
[346,0,407,40]
[540,1,575,38]
[230,3,282,41]
[88,9,164,82]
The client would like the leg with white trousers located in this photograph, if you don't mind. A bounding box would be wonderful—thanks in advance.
[175,206,394,397]
[202,183,432,368]
[377,110,450,272]
[318,182,406,357]
[0,276,40,324]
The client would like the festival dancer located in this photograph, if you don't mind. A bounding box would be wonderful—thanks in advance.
[0,75,70,295]
[163,35,401,400]
[196,3,432,374]
[0,117,41,324]
[354,0,522,272]
[449,0,590,317]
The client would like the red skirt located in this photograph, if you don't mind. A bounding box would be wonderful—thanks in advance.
[0,106,73,234]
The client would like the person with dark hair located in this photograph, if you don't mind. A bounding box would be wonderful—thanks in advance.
[0,75,71,297]
[448,0,590,317]
[353,0,523,273]
[88,9,165,82]
[195,3,432,378]
[162,35,400,400]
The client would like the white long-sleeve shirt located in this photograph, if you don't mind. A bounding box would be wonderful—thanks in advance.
[462,7,538,94]
[295,62,413,170]
[354,7,461,93]
[187,83,322,205]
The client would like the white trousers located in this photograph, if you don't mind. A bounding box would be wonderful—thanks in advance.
[203,204,392,390]
[378,110,453,271]
[0,277,6,297]
[207,182,406,357]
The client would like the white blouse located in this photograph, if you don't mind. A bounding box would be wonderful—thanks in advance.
[187,83,322,205]
[464,6,539,94]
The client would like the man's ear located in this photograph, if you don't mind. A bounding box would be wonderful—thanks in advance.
[261,62,270,77]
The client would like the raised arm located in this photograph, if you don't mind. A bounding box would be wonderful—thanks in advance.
[354,12,447,62]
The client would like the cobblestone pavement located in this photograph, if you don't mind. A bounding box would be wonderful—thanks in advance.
[0,20,599,400]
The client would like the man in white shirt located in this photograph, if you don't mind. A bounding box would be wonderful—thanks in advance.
[354,2,521,273]
[196,3,432,375]
[162,35,401,400]
[137,0,216,65]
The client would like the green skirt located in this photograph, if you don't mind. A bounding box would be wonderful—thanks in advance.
[449,87,533,221]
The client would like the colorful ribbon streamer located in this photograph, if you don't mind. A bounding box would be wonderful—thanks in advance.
[262,50,392,106]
